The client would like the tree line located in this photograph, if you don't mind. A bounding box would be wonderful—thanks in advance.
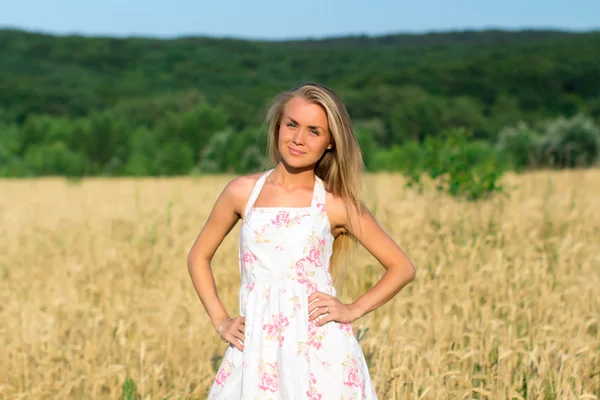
[0,28,599,177]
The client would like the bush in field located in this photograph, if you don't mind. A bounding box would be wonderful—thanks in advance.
[355,126,378,171]
[123,127,158,176]
[372,141,423,173]
[496,121,542,169]
[153,141,195,176]
[24,142,88,177]
[0,123,26,177]
[463,140,513,172]
[196,128,267,173]
[541,114,600,167]
[404,128,507,201]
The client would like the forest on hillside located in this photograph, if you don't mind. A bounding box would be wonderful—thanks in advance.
[0,28,599,177]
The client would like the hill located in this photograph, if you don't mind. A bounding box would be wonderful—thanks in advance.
[0,28,599,176]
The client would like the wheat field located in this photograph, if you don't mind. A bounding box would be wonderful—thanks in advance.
[0,170,599,399]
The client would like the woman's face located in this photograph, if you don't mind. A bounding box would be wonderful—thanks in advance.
[278,96,332,170]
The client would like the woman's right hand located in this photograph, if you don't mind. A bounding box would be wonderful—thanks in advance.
[218,316,246,351]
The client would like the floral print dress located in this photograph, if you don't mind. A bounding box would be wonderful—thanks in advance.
[208,169,378,399]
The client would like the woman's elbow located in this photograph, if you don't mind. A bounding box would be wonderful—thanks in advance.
[403,261,416,283]
[187,246,201,271]
[187,246,212,273]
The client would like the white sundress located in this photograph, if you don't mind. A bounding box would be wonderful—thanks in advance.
[208,169,378,400]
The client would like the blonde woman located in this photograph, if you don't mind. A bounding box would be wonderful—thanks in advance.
[188,82,415,399]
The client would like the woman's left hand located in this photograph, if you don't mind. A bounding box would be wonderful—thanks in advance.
[307,291,360,326]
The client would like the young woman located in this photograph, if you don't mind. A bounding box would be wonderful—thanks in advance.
[187,82,416,399]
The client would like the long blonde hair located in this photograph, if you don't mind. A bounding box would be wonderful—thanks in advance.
[264,82,365,278]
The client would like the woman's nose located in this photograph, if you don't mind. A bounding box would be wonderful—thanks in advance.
[292,129,305,145]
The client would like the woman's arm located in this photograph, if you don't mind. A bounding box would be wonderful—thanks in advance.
[187,177,252,349]
[308,199,416,326]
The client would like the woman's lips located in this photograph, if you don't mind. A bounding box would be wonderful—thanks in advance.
[288,147,304,156]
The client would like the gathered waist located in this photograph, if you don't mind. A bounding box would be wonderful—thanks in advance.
[242,276,329,285]
[240,276,334,294]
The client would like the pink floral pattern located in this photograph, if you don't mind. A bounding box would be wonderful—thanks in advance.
[340,322,354,337]
[343,354,367,395]
[307,319,325,350]
[306,373,322,400]
[242,250,257,264]
[271,211,305,228]
[258,360,280,393]
[306,281,318,296]
[262,286,271,300]
[306,239,324,267]
[240,246,257,274]
[316,201,327,217]
[294,258,309,283]
[214,360,232,386]
[208,169,378,399]
[262,312,290,347]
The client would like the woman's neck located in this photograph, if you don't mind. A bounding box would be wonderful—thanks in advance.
[269,162,316,191]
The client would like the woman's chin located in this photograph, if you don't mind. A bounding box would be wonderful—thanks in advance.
[280,156,315,171]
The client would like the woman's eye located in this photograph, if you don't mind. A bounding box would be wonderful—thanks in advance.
[310,129,319,135]
[287,123,296,128]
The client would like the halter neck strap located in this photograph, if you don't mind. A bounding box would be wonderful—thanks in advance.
[243,169,273,218]
[242,169,326,218]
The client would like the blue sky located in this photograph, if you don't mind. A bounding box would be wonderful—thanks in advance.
[1,0,598,40]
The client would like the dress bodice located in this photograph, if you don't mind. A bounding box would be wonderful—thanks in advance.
[238,169,335,291]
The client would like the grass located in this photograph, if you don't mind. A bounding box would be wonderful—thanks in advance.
[0,170,598,399]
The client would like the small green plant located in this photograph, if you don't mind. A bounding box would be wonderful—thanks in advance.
[404,127,507,201]
[121,377,140,400]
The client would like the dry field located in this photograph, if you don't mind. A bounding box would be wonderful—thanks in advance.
[1,170,599,399]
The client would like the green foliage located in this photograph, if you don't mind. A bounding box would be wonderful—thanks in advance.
[155,103,229,159]
[542,114,599,167]
[0,29,599,178]
[154,141,195,176]
[24,142,87,177]
[441,96,489,139]
[123,127,158,176]
[387,86,444,143]
[83,111,131,175]
[375,131,511,201]
[0,124,20,162]
[403,128,507,201]
[0,123,27,176]
[496,121,542,169]
[112,89,207,128]
[196,127,268,173]
[121,377,140,400]
[354,126,378,171]
[373,141,424,172]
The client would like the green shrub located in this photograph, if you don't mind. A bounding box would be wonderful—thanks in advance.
[23,142,87,177]
[0,124,24,176]
[355,126,378,171]
[372,140,423,172]
[542,114,600,167]
[496,121,542,169]
[404,128,507,201]
[196,127,267,174]
[121,377,140,400]
[153,141,195,176]
[123,127,157,176]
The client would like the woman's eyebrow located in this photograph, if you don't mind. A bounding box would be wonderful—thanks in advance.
[285,116,323,130]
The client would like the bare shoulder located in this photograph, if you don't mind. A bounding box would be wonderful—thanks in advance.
[221,172,264,217]
[223,172,262,197]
